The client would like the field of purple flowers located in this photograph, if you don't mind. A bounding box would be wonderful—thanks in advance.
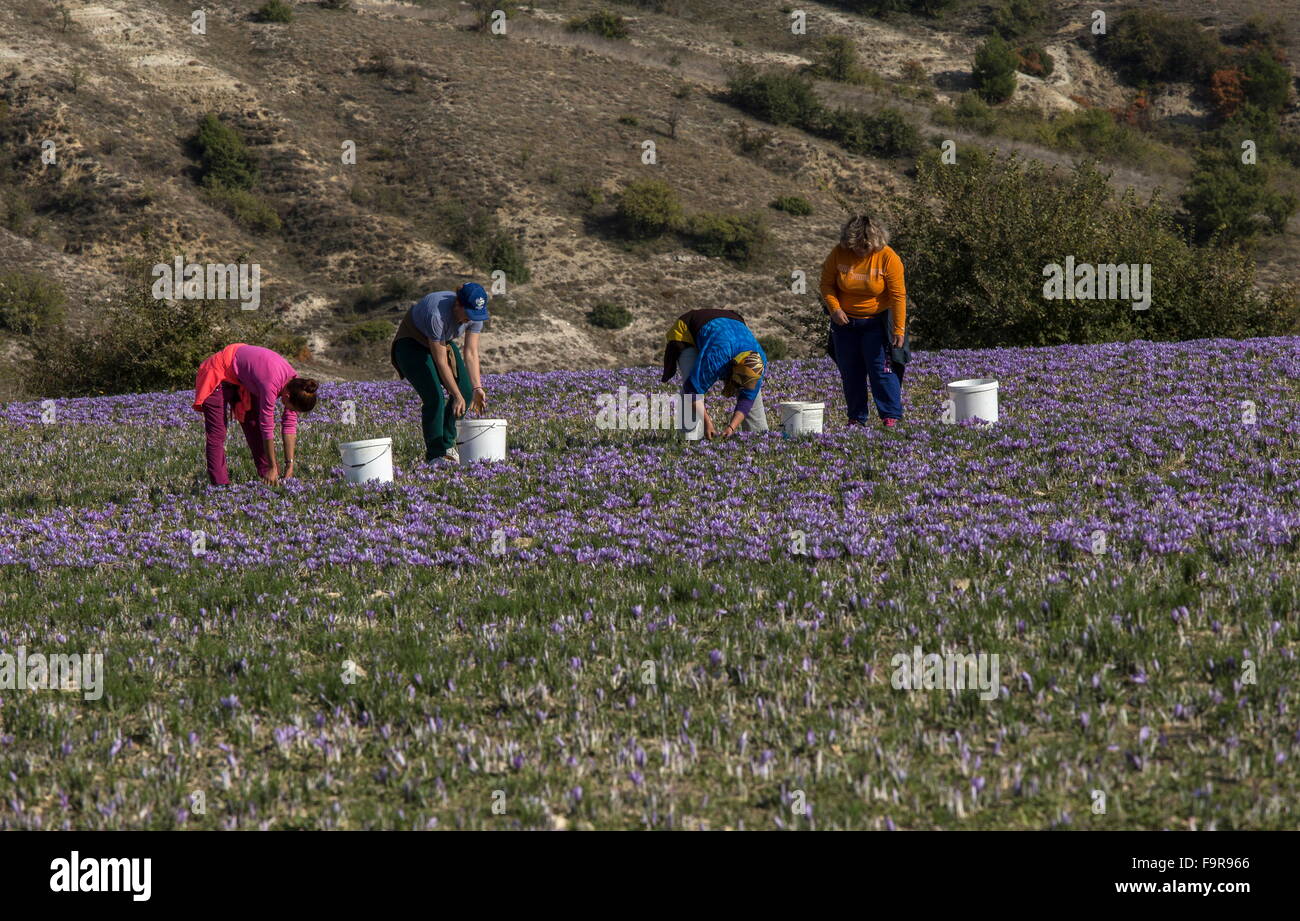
[1,338,1298,829]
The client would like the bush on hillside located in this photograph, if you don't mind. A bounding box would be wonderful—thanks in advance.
[726,68,822,127]
[1180,149,1296,245]
[685,212,769,266]
[822,107,923,158]
[433,200,530,283]
[615,179,684,239]
[254,0,294,24]
[27,255,297,397]
[343,319,394,345]
[1016,43,1054,77]
[1095,10,1220,85]
[1240,49,1292,113]
[807,36,869,84]
[193,114,257,191]
[203,184,282,233]
[770,195,813,216]
[972,35,1018,104]
[890,151,1298,348]
[990,0,1048,39]
[586,303,633,330]
[567,11,629,40]
[0,271,66,335]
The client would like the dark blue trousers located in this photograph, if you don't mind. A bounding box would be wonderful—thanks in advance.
[831,316,903,423]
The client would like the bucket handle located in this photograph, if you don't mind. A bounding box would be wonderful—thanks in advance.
[456,421,505,447]
[342,442,392,468]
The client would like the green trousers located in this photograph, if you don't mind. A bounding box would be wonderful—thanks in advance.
[393,338,472,461]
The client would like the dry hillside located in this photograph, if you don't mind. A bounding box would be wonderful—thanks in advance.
[0,0,1296,392]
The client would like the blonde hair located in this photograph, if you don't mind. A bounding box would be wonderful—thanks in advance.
[839,214,889,256]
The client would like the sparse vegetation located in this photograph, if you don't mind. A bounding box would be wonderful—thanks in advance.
[254,0,294,24]
[567,11,629,41]
[586,302,633,330]
[0,271,67,335]
[770,195,812,216]
[343,318,395,345]
[203,184,282,234]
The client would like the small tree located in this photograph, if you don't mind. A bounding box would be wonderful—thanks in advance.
[807,36,867,84]
[973,35,1018,104]
[193,114,257,191]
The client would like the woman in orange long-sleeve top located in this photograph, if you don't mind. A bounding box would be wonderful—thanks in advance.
[820,214,907,428]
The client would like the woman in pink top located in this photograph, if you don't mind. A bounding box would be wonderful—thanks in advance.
[192,343,319,485]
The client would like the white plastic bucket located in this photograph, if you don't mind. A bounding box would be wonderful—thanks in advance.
[339,437,393,484]
[947,378,999,423]
[457,418,507,463]
[779,401,825,437]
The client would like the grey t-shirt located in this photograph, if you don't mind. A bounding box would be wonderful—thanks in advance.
[410,291,485,343]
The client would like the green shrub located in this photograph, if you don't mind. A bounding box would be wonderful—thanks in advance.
[586,303,633,330]
[383,275,420,301]
[0,272,66,335]
[320,0,351,9]
[203,184,281,233]
[726,68,822,127]
[1036,108,1145,161]
[343,319,394,344]
[1017,43,1054,77]
[1240,49,1292,113]
[1180,149,1297,245]
[770,195,813,216]
[822,107,923,158]
[193,114,257,191]
[685,211,769,266]
[568,11,629,40]
[27,255,293,397]
[891,151,1297,348]
[615,179,684,239]
[973,35,1018,104]
[1096,9,1220,85]
[807,36,868,84]
[758,336,789,360]
[935,92,999,135]
[254,0,294,23]
[990,0,1047,39]
[433,200,530,283]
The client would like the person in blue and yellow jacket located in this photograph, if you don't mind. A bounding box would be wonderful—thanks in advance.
[662,309,768,438]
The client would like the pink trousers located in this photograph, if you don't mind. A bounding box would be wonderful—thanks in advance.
[203,383,271,485]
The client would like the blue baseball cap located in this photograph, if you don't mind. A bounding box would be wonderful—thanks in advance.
[457,283,490,322]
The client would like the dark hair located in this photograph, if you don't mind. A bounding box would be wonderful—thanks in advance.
[285,377,319,413]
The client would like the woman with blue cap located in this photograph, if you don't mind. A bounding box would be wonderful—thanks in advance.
[662,308,768,438]
[391,283,490,463]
